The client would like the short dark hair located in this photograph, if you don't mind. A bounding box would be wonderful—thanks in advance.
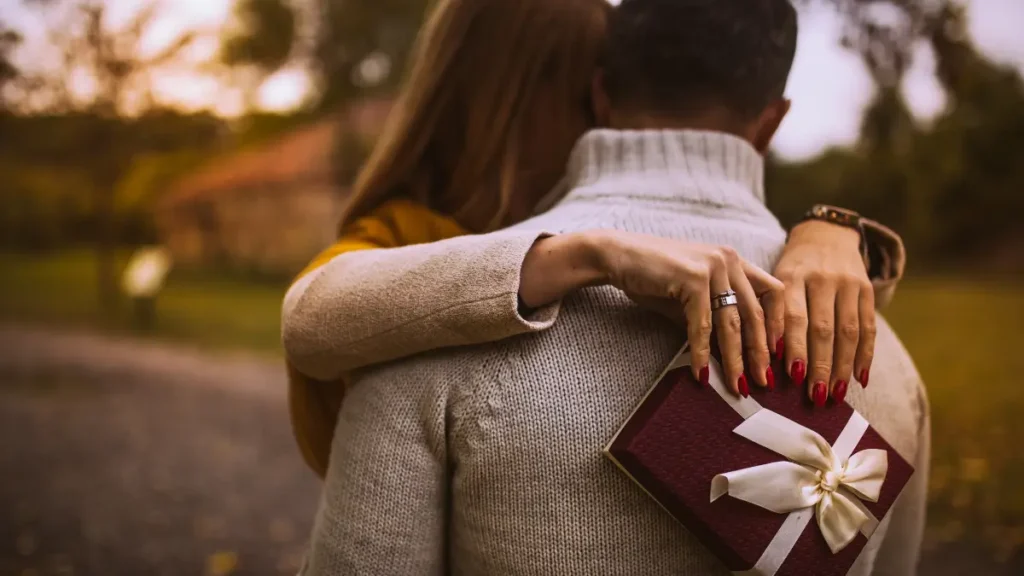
[603,0,798,121]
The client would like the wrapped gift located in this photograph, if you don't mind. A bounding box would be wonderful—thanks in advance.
[604,347,915,576]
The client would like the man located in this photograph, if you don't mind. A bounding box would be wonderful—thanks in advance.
[302,0,929,574]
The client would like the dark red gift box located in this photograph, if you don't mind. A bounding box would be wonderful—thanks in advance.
[604,347,914,576]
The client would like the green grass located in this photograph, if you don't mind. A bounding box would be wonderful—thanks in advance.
[1,250,1022,560]
[0,250,286,354]
[883,278,1024,561]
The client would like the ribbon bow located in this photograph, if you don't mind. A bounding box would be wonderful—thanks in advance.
[710,409,889,554]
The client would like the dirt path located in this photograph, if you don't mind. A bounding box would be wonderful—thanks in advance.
[0,324,318,576]
[0,324,285,399]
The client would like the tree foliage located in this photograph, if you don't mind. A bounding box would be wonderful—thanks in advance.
[768,2,1024,271]
[2,0,213,307]
[221,0,297,73]
[3,0,1023,274]
[216,0,430,111]
[313,0,430,109]
[0,23,21,107]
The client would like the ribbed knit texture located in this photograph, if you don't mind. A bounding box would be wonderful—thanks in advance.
[302,130,929,576]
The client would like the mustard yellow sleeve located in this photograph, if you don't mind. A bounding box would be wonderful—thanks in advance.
[294,199,467,282]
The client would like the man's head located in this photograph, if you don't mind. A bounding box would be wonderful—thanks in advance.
[593,0,798,152]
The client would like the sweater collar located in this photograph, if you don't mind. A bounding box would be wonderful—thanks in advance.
[559,129,767,213]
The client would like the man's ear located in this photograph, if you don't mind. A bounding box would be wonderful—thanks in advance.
[750,98,791,153]
[591,70,612,127]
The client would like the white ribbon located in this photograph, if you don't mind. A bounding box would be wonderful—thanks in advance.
[709,409,889,554]
[658,349,890,575]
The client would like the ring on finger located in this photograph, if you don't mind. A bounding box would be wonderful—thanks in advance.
[711,290,739,311]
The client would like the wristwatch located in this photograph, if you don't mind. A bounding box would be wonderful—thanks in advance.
[796,205,870,269]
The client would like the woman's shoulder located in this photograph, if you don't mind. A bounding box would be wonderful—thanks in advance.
[358,197,469,246]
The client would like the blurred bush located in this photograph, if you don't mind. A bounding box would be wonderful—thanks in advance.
[0,160,92,250]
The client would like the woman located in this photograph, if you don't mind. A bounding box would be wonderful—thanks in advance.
[282,0,905,478]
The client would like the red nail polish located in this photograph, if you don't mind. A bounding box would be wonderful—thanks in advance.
[813,381,827,407]
[792,360,806,386]
[834,380,848,404]
[699,365,710,387]
[775,338,784,361]
[858,368,870,388]
[766,366,775,391]
[738,374,750,397]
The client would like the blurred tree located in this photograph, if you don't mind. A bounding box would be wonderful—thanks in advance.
[313,0,430,110]
[0,22,21,111]
[218,0,430,110]
[917,2,1024,266]
[769,0,1024,270]
[220,0,297,107]
[14,0,204,309]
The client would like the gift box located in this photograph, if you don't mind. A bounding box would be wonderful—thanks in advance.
[604,347,915,576]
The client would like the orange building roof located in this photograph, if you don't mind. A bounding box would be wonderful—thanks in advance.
[165,99,394,206]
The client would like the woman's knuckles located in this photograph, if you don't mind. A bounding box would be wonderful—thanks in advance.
[811,320,835,341]
[784,310,809,329]
[804,269,837,287]
[838,321,861,341]
[723,312,743,334]
[747,305,766,324]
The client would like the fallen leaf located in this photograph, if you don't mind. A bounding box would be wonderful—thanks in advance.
[960,457,989,483]
[206,551,238,576]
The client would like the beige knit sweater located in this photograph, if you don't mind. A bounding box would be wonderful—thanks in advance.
[291,130,929,576]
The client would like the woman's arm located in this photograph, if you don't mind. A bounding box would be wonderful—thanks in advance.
[285,201,907,394]
[284,226,785,395]
[282,229,563,381]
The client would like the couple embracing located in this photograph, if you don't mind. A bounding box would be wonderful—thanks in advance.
[282,0,929,574]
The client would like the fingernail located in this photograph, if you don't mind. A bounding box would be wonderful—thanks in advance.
[834,380,848,404]
[699,365,710,387]
[738,374,750,397]
[765,366,775,391]
[858,368,870,388]
[791,360,806,386]
[775,337,784,361]
[813,381,827,407]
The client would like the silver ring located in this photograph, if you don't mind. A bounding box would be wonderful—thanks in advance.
[711,290,738,311]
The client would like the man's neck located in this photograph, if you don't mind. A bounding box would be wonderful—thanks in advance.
[609,109,754,148]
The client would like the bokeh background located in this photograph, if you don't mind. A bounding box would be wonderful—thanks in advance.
[1,0,1021,574]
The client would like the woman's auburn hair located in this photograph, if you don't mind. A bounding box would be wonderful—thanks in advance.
[337,0,611,234]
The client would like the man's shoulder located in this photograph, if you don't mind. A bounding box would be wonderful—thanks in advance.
[846,315,928,462]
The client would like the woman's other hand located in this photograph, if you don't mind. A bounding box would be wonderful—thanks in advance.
[774,220,875,407]
[519,230,784,396]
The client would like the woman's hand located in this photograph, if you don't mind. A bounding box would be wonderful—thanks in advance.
[519,230,784,396]
[774,220,875,407]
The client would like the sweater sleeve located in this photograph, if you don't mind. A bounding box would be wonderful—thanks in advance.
[282,228,561,381]
[863,218,906,310]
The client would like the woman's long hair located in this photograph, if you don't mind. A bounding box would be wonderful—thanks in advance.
[337,0,610,234]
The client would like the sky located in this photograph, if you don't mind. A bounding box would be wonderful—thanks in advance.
[5,0,1024,160]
